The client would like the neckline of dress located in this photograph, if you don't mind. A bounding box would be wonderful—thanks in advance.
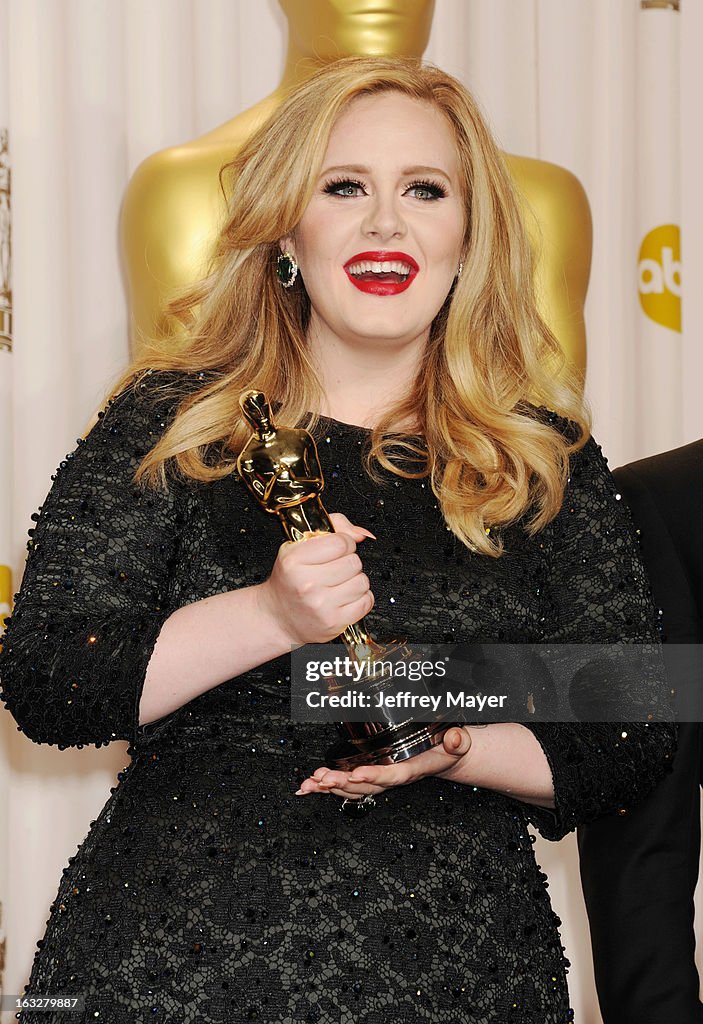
[312,412,425,440]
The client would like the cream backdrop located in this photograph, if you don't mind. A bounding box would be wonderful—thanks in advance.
[0,1,701,1021]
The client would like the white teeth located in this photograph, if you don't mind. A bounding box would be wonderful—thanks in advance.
[346,259,414,276]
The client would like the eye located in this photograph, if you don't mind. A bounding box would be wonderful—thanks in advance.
[322,177,366,197]
[405,179,448,201]
[320,176,448,201]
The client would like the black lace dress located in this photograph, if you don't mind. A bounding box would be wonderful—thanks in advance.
[0,371,676,1024]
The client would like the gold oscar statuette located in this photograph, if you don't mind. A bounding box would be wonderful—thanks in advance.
[236,389,458,782]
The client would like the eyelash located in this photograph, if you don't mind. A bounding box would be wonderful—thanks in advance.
[321,176,448,201]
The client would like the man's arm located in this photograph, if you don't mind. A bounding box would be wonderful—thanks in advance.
[578,458,703,1024]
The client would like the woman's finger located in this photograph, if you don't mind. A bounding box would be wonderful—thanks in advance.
[442,725,473,757]
[327,512,376,541]
[328,784,384,798]
[292,531,356,564]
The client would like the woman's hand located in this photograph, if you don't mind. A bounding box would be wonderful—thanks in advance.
[295,725,474,799]
[257,512,376,647]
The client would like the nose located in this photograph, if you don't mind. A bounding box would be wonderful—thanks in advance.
[360,188,407,242]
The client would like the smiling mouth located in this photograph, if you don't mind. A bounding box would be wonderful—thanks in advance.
[345,259,415,284]
[342,252,419,295]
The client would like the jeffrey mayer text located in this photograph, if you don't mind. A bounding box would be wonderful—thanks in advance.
[305,691,508,713]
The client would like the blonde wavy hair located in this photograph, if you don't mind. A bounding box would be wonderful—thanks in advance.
[110,54,590,557]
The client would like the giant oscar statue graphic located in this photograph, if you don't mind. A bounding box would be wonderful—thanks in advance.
[236,389,457,780]
[120,1,590,380]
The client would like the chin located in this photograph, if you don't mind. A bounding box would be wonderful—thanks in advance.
[350,311,429,337]
[348,325,419,345]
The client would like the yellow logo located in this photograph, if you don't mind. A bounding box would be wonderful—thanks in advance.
[638,224,681,333]
[0,563,11,639]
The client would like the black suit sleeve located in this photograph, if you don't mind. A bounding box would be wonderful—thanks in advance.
[577,459,703,1024]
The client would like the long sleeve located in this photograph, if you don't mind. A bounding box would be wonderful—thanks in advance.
[577,452,703,1023]
[521,428,677,841]
[0,371,192,751]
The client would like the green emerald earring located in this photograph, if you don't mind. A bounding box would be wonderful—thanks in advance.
[276,250,298,288]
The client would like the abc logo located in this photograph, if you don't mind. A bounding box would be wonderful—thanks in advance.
[638,224,681,333]
[0,563,11,629]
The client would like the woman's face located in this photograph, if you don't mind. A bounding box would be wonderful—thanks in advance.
[281,91,466,356]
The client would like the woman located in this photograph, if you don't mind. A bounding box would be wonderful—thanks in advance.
[0,56,674,1023]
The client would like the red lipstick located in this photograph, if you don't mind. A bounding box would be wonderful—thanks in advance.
[343,250,419,296]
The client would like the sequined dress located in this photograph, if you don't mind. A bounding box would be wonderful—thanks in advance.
[0,372,676,1024]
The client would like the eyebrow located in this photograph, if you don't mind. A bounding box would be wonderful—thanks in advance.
[319,164,452,182]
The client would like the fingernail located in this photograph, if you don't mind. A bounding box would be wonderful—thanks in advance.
[295,788,304,795]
